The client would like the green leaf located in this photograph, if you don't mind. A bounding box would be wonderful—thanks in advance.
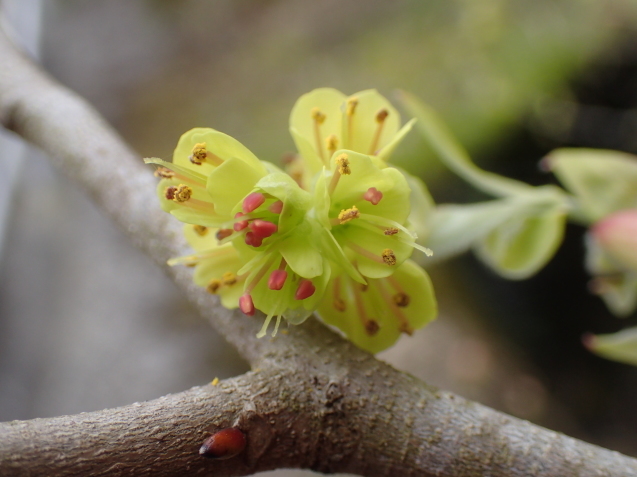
[545,148,637,223]
[398,90,533,197]
[424,200,523,262]
[585,235,637,317]
[474,202,567,279]
[588,327,637,367]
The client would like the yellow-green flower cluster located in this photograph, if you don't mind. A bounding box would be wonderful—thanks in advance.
[146,88,436,352]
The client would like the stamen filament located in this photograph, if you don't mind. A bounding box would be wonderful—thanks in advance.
[329,153,350,195]
[184,197,217,212]
[345,97,358,149]
[167,246,235,266]
[368,109,389,155]
[376,278,413,335]
[346,241,386,264]
[333,276,346,311]
[358,214,416,238]
[257,314,275,338]
[245,256,277,294]
[311,107,327,165]
[350,276,379,336]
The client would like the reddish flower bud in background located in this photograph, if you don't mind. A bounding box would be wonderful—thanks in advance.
[591,209,637,270]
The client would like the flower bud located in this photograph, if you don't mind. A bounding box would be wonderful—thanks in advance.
[199,428,246,460]
[591,209,637,270]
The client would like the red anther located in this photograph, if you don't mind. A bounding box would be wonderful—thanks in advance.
[233,212,248,232]
[249,219,278,239]
[199,428,246,460]
[216,228,233,241]
[269,200,284,214]
[244,231,263,247]
[295,279,316,300]
[363,187,383,205]
[268,269,288,290]
[239,294,255,316]
[242,192,265,214]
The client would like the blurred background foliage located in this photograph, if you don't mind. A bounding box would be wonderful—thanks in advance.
[3,0,637,474]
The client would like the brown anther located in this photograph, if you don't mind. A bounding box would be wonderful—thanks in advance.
[399,323,414,335]
[164,186,177,200]
[335,153,351,175]
[193,225,208,236]
[216,229,233,241]
[334,298,346,312]
[376,109,389,123]
[281,152,298,164]
[360,283,368,292]
[364,319,380,336]
[346,97,359,116]
[384,227,399,236]
[222,272,237,286]
[154,167,175,179]
[393,292,410,307]
[207,279,222,294]
[311,107,326,124]
[326,135,339,155]
[190,142,208,165]
[338,206,360,224]
[173,184,193,203]
[382,249,397,265]
[291,170,304,186]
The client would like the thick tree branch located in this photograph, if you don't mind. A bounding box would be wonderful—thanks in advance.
[1,24,637,477]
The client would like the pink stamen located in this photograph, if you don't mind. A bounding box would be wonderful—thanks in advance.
[244,232,263,247]
[295,279,316,300]
[239,294,255,316]
[243,192,265,214]
[249,219,278,239]
[363,187,383,205]
[269,200,283,214]
[268,270,288,290]
[233,212,248,231]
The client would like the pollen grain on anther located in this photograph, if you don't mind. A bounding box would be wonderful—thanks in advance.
[173,184,193,203]
[335,153,351,175]
[216,228,233,241]
[338,206,360,224]
[393,292,410,307]
[207,279,222,294]
[384,227,399,236]
[190,142,208,165]
[164,186,177,200]
[334,298,346,312]
[193,225,208,236]
[382,249,397,266]
[154,167,175,179]
[364,319,380,336]
[326,134,338,156]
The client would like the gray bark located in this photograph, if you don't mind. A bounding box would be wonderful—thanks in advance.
[1,23,636,477]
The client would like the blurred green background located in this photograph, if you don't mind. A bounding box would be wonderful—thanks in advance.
[2,1,637,475]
